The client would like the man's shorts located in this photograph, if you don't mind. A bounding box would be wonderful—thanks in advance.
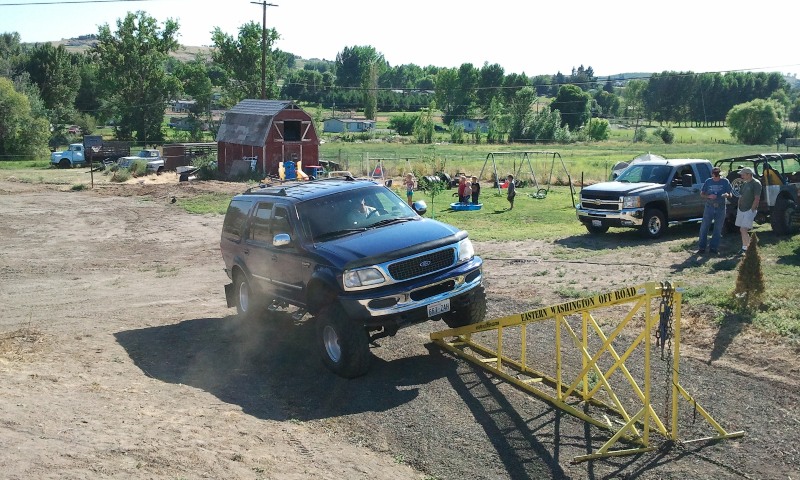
[735,209,757,229]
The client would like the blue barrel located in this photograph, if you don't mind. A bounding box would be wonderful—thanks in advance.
[284,160,296,180]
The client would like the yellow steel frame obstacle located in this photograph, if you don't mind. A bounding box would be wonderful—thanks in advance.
[430,282,744,463]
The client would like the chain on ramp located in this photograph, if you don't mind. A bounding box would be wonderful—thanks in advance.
[430,281,744,462]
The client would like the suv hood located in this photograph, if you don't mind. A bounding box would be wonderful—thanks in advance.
[582,181,663,196]
[315,219,463,266]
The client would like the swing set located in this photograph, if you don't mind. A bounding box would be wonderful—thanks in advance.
[478,151,576,207]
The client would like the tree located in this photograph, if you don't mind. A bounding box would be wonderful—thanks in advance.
[92,11,181,142]
[550,84,590,131]
[334,46,385,118]
[212,21,280,105]
[585,118,610,141]
[0,32,23,79]
[388,113,416,135]
[727,99,783,145]
[622,79,647,125]
[434,63,478,125]
[173,57,213,141]
[508,86,537,141]
[477,62,504,114]
[0,77,50,159]
[23,43,81,128]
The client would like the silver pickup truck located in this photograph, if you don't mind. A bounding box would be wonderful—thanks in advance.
[576,159,713,238]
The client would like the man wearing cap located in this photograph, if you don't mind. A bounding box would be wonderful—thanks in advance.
[697,167,733,254]
[735,167,762,254]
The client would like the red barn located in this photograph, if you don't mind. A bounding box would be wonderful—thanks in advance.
[216,99,320,177]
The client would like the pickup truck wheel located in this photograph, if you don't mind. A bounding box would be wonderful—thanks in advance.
[640,208,666,239]
[156,167,163,176]
[234,273,262,321]
[443,286,487,329]
[316,304,371,378]
[58,158,70,169]
[585,223,609,234]
[770,197,797,235]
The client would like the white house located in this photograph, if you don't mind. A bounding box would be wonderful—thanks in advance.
[323,118,376,133]
[454,119,488,133]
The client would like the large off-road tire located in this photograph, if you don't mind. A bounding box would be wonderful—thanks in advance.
[640,208,667,239]
[233,272,263,321]
[442,286,487,329]
[770,197,797,235]
[315,304,371,378]
[585,223,609,234]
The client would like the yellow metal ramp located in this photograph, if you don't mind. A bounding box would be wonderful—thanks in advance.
[430,281,744,462]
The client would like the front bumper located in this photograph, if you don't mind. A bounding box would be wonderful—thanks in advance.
[576,205,644,227]
[338,256,483,331]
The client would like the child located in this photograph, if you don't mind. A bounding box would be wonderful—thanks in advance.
[404,173,416,207]
[506,174,516,210]
[457,175,467,203]
[463,181,472,204]
[471,176,481,204]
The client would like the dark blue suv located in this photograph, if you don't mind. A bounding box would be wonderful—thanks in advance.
[220,178,485,377]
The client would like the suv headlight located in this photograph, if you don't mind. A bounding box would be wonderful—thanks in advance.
[622,196,641,208]
[343,267,386,289]
[457,238,474,263]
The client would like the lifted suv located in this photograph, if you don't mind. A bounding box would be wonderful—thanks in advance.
[714,153,800,235]
[220,178,485,377]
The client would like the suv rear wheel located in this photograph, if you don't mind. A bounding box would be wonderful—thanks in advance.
[316,304,371,378]
[771,197,797,235]
[234,273,263,321]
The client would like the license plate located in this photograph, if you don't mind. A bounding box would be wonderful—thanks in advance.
[427,299,451,317]
[592,220,602,227]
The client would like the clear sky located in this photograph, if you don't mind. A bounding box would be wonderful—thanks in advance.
[2,0,799,79]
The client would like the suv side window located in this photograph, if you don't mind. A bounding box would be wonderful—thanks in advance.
[272,205,291,235]
[250,202,274,243]
[222,199,252,241]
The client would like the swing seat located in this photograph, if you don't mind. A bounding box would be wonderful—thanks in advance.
[450,202,482,211]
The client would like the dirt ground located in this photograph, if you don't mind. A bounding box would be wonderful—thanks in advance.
[1,174,798,480]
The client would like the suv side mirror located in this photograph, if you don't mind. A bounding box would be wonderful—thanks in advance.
[681,173,694,187]
[273,233,291,247]
[412,200,427,216]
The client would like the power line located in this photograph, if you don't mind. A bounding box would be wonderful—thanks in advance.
[0,0,152,5]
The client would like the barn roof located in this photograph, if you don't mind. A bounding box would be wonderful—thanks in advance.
[215,99,299,147]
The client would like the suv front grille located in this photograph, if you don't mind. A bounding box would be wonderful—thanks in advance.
[388,248,455,281]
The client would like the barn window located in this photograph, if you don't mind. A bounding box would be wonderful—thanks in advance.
[284,120,301,141]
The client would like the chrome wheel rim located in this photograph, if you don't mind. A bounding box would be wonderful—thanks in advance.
[238,281,249,313]
[323,325,341,362]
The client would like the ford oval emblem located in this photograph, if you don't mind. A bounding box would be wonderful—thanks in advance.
[419,260,432,267]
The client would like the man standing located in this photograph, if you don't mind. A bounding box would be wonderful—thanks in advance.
[734,167,762,254]
[697,166,732,255]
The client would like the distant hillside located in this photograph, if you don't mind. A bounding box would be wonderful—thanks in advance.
[39,38,213,62]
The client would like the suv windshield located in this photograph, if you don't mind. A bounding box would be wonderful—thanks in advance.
[616,164,671,184]
[297,185,418,240]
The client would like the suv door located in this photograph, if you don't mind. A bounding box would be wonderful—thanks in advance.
[267,204,309,304]
[245,201,276,299]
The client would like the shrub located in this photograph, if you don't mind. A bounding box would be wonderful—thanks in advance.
[732,233,765,311]
[71,184,86,191]
[111,168,131,182]
[585,118,610,141]
[654,127,675,144]
[128,159,149,177]
[633,127,648,142]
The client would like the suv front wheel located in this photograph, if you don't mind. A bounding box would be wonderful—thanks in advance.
[316,304,371,378]
[442,286,487,329]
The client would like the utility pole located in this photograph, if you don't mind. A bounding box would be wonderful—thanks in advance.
[250,1,278,100]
